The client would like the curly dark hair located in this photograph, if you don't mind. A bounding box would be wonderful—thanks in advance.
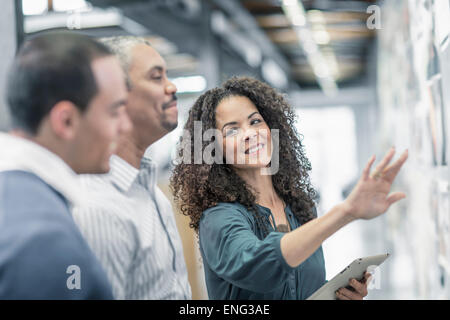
[170,76,317,236]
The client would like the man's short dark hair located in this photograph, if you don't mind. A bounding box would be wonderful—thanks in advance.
[6,32,113,134]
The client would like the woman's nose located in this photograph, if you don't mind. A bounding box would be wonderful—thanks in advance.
[243,128,258,142]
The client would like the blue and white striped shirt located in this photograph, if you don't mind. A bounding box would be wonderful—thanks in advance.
[73,155,191,299]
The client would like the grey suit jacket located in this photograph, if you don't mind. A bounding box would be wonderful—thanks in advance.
[0,170,113,299]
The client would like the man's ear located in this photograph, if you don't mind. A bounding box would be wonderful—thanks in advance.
[48,101,81,140]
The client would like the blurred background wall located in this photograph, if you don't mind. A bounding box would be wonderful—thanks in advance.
[0,0,17,131]
[2,0,450,299]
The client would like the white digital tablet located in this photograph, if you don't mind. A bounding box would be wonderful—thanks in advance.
[307,253,390,300]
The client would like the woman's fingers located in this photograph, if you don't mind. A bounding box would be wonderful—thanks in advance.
[336,290,351,300]
[336,272,375,300]
[380,149,409,183]
[362,155,376,180]
[363,271,373,283]
[386,191,406,206]
[363,149,408,184]
[371,147,396,178]
[349,278,368,297]
[336,287,363,300]
[350,148,408,220]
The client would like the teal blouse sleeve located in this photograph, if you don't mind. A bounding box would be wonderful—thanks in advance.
[199,204,296,293]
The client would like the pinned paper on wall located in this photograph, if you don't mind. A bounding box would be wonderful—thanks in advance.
[378,0,450,299]
[427,75,446,166]
[432,0,450,50]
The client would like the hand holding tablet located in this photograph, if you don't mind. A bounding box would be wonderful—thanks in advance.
[307,253,390,300]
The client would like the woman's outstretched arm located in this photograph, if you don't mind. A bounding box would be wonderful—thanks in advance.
[280,147,408,268]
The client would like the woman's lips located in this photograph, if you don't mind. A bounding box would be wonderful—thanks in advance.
[245,143,265,155]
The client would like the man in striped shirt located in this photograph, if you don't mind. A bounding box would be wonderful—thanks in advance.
[73,36,191,299]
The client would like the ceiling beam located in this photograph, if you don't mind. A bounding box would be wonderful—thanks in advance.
[210,0,293,83]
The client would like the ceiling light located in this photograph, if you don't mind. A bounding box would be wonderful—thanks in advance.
[22,0,47,16]
[313,30,330,44]
[282,0,298,7]
[261,59,288,89]
[52,0,90,12]
[171,76,207,93]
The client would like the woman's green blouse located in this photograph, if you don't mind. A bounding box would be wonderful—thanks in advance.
[199,202,326,300]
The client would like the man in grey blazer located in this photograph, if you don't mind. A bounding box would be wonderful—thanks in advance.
[0,32,131,299]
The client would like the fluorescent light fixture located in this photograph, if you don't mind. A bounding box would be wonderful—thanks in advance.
[281,0,338,94]
[318,78,338,97]
[313,63,330,78]
[53,0,90,12]
[211,10,262,68]
[313,30,330,45]
[171,76,207,93]
[292,14,306,26]
[240,40,262,68]
[22,0,47,16]
[261,59,288,89]
[307,10,325,23]
[24,8,123,33]
[282,0,299,6]
[282,0,306,27]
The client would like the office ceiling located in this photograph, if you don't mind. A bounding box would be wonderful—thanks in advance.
[239,0,378,87]
[23,0,378,91]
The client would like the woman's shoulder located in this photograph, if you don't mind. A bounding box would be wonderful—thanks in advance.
[201,202,254,223]
[202,201,248,214]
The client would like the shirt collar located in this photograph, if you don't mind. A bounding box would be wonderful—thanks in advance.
[109,154,156,193]
[255,203,294,218]
[0,132,83,207]
[109,154,139,192]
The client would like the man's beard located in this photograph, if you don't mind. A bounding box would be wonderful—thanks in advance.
[161,94,178,132]
[161,117,178,132]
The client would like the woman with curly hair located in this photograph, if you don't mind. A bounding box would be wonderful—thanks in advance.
[170,76,408,300]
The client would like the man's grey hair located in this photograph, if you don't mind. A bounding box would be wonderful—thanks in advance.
[99,36,152,89]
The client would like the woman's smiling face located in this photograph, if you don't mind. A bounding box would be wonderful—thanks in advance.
[215,95,272,170]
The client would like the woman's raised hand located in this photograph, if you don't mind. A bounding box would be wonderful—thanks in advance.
[342,147,409,221]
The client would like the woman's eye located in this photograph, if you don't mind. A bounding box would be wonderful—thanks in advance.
[225,128,239,136]
[250,119,262,125]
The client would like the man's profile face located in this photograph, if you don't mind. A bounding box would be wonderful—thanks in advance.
[71,55,131,174]
[126,44,178,144]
